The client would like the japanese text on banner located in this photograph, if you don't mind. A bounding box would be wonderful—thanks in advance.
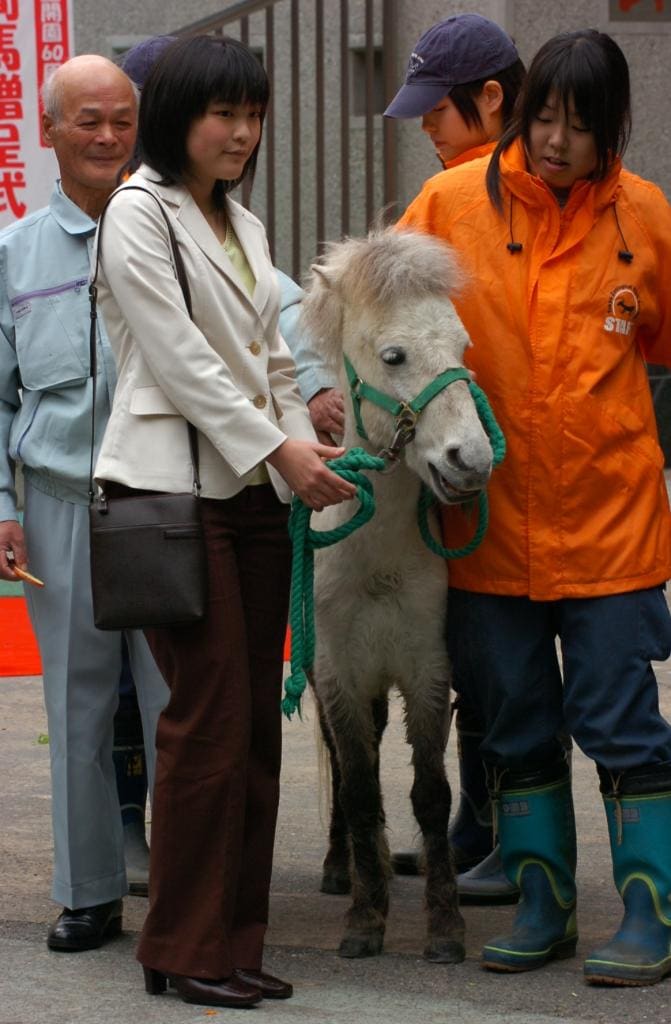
[0,0,25,219]
[34,0,71,137]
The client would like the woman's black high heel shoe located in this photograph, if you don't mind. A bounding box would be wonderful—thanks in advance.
[143,967,167,995]
[143,966,262,1007]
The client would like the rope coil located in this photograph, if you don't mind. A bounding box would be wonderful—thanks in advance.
[282,449,384,718]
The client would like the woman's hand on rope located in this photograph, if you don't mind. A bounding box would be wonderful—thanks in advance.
[267,438,357,511]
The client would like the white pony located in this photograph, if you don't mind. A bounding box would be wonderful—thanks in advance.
[298,228,495,963]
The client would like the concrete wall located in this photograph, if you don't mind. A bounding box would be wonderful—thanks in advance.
[72,0,226,54]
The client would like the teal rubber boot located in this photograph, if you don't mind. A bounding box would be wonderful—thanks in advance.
[584,765,671,986]
[481,761,577,972]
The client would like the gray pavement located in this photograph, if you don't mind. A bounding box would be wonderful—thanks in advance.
[2,667,671,1024]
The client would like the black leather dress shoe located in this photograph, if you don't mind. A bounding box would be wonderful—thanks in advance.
[144,967,262,1007]
[47,899,123,951]
[234,969,293,999]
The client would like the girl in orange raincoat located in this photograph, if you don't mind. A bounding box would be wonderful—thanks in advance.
[383,12,526,904]
[399,29,671,987]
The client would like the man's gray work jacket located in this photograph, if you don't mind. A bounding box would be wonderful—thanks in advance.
[0,183,116,519]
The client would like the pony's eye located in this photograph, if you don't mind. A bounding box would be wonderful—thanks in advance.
[381,347,406,366]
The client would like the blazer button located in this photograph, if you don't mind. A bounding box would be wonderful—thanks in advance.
[253,395,267,409]
[249,341,262,355]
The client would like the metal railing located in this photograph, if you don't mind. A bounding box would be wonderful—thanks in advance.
[171,0,399,279]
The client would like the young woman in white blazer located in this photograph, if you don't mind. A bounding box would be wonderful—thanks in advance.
[94,35,355,1009]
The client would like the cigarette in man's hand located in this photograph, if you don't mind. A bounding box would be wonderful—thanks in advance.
[11,564,45,588]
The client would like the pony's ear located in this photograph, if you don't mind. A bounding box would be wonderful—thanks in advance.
[299,262,344,370]
[309,263,338,292]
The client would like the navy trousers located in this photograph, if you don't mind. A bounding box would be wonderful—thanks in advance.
[446,586,671,772]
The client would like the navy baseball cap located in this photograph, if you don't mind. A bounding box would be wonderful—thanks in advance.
[384,14,519,119]
[121,35,176,89]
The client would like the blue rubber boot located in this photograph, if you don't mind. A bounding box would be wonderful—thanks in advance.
[457,844,519,905]
[584,763,671,987]
[481,760,577,972]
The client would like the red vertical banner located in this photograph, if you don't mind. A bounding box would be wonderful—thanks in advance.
[0,0,26,219]
[33,0,71,144]
[0,1,72,229]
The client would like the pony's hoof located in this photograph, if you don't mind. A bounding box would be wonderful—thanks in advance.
[320,868,351,895]
[424,938,466,964]
[338,932,384,958]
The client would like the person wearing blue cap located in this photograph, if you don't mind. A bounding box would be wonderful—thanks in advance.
[122,34,176,89]
[384,13,524,904]
[385,13,524,171]
[399,27,671,986]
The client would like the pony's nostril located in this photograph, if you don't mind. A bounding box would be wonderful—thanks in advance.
[446,446,470,472]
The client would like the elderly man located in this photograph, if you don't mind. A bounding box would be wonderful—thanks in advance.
[0,56,167,951]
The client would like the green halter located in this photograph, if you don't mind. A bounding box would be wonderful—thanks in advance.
[344,353,473,444]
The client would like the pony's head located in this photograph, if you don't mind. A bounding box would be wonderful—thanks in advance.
[301,227,493,503]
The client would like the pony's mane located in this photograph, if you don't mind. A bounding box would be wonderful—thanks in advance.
[313,227,462,306]
[300,228,464,363]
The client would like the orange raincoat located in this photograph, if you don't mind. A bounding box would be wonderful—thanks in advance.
[399,136,671,600]
[441,140,496,171]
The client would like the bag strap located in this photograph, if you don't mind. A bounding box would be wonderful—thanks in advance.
[88,185,201,503]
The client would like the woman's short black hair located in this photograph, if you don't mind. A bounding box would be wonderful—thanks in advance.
[487,30,631,210]
[448,58,526,133]
[138,34,269,197]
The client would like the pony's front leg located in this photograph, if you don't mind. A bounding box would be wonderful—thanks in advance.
[314,692,351,895]
[327,692,390,958]
[406,685,466,963]
[318,692,389,897]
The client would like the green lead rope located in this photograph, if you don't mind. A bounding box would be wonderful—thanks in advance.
[282,448,385,719]
[282,381,506,720]
[417,381,506,559]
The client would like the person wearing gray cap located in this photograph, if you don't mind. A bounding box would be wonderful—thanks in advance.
[383,13,524,904]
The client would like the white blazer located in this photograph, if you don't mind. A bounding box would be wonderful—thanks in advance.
[93,165,315,503]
